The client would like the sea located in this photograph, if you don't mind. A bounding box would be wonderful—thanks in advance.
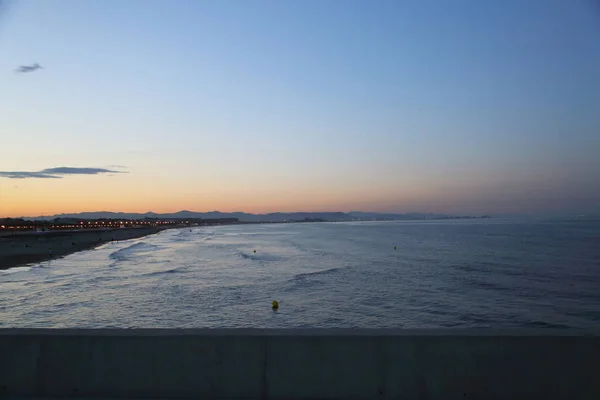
[1,219,599,329]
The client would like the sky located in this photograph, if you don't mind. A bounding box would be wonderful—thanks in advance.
[1,0,599,217]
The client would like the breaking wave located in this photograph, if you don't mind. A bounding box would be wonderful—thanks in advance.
[109,242,159,262]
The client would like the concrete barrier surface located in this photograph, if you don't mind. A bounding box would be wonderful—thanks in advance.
[0,329,598,399]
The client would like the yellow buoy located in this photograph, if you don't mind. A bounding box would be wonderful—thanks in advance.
[272,300,279,310]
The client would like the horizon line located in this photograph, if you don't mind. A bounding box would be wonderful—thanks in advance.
[3,208,577,221]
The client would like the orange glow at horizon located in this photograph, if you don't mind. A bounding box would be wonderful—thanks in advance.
[3,165,592,217]
[0,173,437,217]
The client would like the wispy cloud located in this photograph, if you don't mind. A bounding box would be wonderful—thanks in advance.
[0,166,125,179]
[0,171,61,179]
[41,167,121,175]
[15,63,43,73]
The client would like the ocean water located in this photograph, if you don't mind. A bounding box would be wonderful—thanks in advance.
[1,219,599,329]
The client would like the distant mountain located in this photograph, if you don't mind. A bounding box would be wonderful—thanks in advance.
[25,210,487,222]
[28,211,351,222]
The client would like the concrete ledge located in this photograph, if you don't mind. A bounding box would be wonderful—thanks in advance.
[1,329,599,399]
[3,328,599,336]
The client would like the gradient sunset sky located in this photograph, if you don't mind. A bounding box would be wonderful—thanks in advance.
[1,0,599,217]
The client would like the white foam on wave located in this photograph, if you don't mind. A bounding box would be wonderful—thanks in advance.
[109,242,159,262]
[172,229,218,243]
[1,266,32,275]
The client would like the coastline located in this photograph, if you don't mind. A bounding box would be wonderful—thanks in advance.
[0,227,167,270]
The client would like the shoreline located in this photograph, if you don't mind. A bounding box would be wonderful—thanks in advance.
[0,227,167,270]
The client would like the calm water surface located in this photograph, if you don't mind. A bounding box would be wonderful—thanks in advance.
[1,219,599,328]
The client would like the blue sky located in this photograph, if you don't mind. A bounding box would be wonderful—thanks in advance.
[1,0,599,216]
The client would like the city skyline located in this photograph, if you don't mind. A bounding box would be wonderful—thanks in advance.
[1,0,599,218]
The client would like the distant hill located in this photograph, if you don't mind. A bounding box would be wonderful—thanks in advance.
[25,210,488,222]
[28,211,350,222]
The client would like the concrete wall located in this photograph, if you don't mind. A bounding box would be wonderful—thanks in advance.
[1,329,598,400]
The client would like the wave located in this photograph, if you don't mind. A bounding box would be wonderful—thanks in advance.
[109,242,159,262]
[484,232,533,238]
[239,252,280,262]
[225,231,297,236]
[172,229,216,243]
[464,277,511,292]
[294,267,342,280]
[0,266,32,275]
[522,320,572,329]
[451,261,505,274]
[285,267,345,291]
[141,267,185,277]
[86,275,122,284]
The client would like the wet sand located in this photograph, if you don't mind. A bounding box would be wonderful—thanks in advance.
[0,227,166,270]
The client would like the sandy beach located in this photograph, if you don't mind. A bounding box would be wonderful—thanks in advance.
[0,227,166,270]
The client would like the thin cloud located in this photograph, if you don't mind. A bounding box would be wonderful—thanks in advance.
[0,171,61,179]
[0,166,125,179]
[41,167,121,175]
[16,63,43,73]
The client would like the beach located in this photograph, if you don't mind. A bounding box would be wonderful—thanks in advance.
[0,227,166,270]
